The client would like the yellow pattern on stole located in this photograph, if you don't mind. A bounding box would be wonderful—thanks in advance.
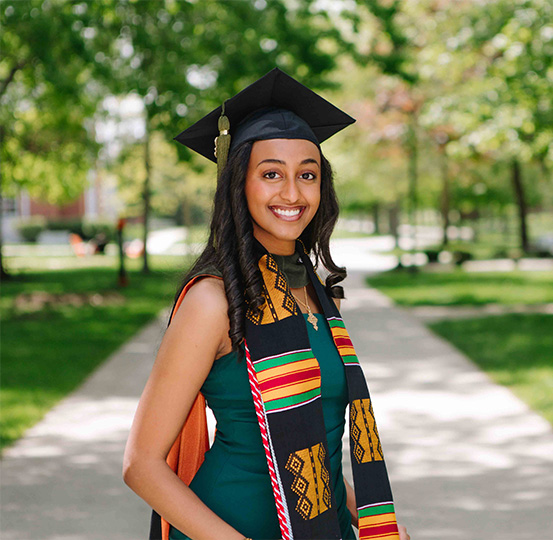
[350,398,384,464]
[246,254,299,325]
[285,443,332,520]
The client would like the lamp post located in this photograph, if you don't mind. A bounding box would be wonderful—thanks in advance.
[117,217,128,287]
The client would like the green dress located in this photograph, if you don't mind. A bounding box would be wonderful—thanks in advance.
[169,313,355,540]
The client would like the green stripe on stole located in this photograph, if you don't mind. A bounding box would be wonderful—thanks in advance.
[264,387,321,412]
[253,349,314,372]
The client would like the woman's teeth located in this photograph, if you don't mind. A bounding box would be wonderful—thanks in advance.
[271,207,302,216]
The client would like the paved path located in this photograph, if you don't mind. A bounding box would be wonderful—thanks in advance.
[2,271,553,540]
[0,316,166,540]
[340,272,553,540]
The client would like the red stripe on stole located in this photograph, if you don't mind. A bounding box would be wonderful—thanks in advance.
[258,367,320,393]
[334,336,353,348]
[361,523,399,538]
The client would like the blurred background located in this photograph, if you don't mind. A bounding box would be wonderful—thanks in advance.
[1,1,552,538]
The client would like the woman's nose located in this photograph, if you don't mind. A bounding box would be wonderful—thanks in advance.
[280,176,300,202]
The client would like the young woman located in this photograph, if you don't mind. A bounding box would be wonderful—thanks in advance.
[123,69,410,540]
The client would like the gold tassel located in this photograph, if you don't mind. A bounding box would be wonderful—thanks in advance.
[215,101,231,179]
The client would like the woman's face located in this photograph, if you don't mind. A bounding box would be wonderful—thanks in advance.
[244,138,321,255]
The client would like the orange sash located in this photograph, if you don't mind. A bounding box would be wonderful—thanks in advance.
[160,274,223,540]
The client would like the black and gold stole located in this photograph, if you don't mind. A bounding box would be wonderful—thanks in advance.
[243,238,400,540]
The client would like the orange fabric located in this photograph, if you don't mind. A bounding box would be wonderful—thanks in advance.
[69,233,87,257]
[161,274,223,540]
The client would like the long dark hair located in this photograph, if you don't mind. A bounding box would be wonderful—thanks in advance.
[175,140,346,356]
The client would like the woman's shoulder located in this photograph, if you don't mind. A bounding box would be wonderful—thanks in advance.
[182,275,228,315]
[184,277,233,359]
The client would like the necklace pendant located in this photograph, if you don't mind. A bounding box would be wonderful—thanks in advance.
[307,309,318,331]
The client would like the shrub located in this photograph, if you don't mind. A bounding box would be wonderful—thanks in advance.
[452,250,473,266]
[44,219,116,244]
[15,217,47,243]
[82,221,116,243]
[46,219,84,237]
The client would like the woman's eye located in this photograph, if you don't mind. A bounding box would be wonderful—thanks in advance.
[263,171,280,180]
[300,172,316,180]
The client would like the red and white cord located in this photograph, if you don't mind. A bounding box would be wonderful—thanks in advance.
[244,341,293,540]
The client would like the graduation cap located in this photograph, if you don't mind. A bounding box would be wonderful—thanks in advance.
[173,67,355,177]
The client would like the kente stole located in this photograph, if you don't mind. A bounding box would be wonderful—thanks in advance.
[149,238,399,540]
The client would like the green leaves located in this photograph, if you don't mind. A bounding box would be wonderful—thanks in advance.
[1,0,345,208]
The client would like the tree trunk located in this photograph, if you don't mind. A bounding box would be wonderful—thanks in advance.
[440,146,450,248]
[181,196,191,228]
[472,208,480,243]
[389,200,400,249]
[501,207,510,243]
[0,196,9,280]
[0,147,9,280]
[511,158,529,253]
[142,123,151,274]
[407,112,419,272]
[372,202,380,234]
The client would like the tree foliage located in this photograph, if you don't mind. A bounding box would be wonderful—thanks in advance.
[330,0,552,252]
[2,0,551,266]
[419,0,553,166]
[1,0,105,202]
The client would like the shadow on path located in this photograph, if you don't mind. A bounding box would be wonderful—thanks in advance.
[1,270,552,540]
[341,271,553,540]
[1,315,168,540]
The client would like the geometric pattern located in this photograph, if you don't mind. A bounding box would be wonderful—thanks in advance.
[285,443,331,520]
[350,398,384,464]
[358,502,400,539]
[246,253,299,325]
[328,317,360,365]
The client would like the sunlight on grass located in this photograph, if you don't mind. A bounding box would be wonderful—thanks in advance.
[429,314,553,425]
[1,256,191,452]
[366,268,553,306]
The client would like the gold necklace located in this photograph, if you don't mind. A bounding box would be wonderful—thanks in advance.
[293,286,318,331]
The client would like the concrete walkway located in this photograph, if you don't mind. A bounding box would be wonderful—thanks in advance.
[340,272,553,540]
[0,314,167,540]
[2,271,553,540]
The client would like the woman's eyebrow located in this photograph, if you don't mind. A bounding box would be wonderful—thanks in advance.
[256,158,320,167]
[301,158,320,167]
[257,158,285,167]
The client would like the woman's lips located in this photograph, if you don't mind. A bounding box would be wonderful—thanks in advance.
[269,206,306,221]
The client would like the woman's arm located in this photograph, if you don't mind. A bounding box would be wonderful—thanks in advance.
[344,477,358,529]
[334,296,359,529]
[122,278,246,540]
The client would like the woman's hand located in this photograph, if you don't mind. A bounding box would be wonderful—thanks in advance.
[398,523,410,540]
[343,478,358,528]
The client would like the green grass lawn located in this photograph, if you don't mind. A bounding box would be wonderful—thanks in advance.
[365,268,553,306]
[429,314,553,424]
[366,268,553,425]
[1,255,190,453]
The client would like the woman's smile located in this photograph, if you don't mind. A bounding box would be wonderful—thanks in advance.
[268,205,306,221]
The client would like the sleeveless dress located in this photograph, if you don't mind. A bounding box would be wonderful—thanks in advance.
[169,313,356,540]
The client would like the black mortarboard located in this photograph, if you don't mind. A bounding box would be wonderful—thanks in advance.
[173,68,355,173]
